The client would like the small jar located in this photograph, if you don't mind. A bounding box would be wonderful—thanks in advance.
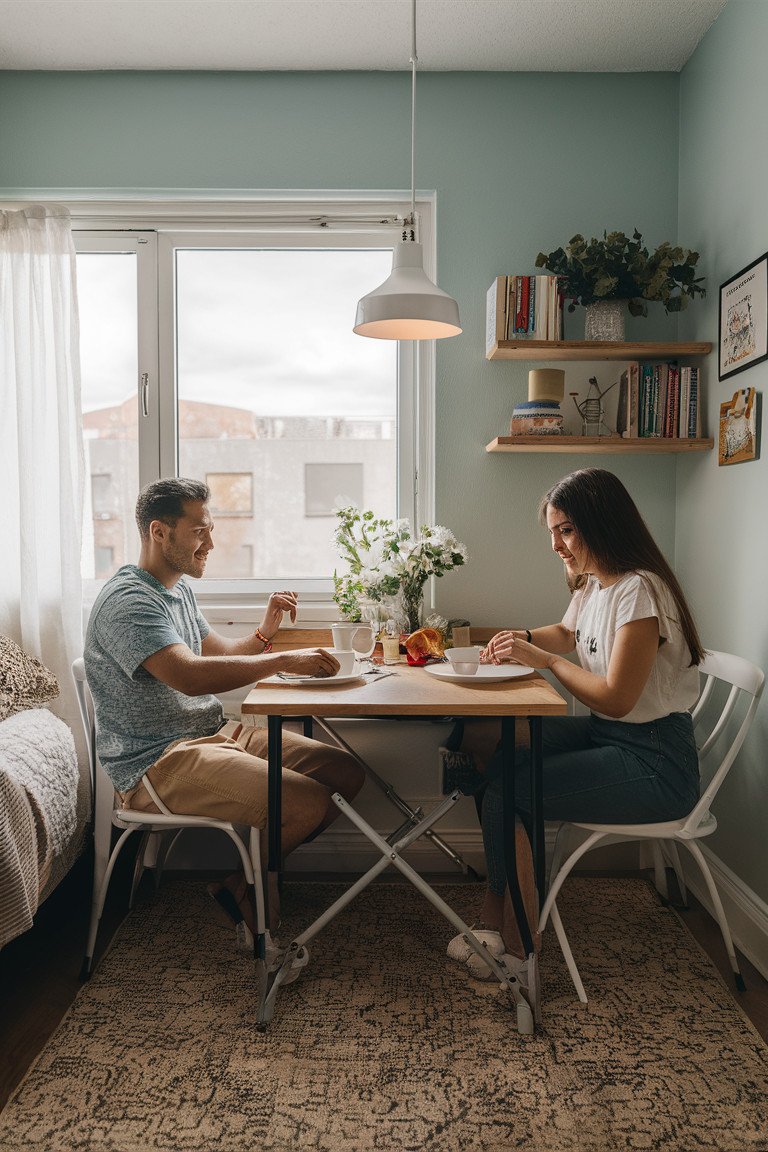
[381,635,401,665]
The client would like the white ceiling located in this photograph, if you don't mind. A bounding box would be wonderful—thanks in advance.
[0,0,728,73]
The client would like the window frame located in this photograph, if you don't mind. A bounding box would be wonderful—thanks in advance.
[70,197,438,612]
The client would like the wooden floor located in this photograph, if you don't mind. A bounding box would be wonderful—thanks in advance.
[1,854,767,1111]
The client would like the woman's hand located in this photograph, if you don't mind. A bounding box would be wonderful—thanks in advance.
[279,648,340,678]
[481,630,528,665]
[259,590,299,639]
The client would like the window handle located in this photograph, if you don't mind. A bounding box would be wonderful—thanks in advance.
[140,372,149,417]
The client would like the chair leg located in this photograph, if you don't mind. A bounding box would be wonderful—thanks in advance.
[538,830,606,931]
[128,831,152,909]
[684,840,745,991]
[549,901,588,1004]
[81,826,137,979]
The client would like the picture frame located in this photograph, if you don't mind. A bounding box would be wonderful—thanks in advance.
[718,386,760,466]
[718,253,768,380]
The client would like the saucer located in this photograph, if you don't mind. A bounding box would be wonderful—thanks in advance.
[264,672,364,687]
[424,664,534,685]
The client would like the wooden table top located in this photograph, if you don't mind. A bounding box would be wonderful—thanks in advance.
[242,662,567,719]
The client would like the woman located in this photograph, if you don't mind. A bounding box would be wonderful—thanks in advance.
[447,467,704,979]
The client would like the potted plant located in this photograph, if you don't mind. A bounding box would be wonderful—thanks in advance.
[535,230,705,340]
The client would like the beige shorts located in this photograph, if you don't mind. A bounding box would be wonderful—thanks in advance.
[118,721,352,829]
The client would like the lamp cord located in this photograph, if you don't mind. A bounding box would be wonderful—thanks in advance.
[409,0,418,229]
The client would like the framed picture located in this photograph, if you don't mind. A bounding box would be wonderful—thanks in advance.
[719,253,768,380]
[718,386,760,466]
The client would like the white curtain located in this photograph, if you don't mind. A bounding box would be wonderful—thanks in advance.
[0,205,84,734]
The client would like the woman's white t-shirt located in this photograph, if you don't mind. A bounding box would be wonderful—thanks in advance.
[561,571,700,723]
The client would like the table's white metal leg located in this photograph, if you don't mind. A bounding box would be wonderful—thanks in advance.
[333,793,535,1035]
[259,791,465,1022]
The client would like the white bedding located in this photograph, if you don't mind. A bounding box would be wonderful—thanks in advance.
[0,708,80,947]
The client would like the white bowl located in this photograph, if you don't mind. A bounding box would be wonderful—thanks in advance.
[447,646,482,665]
[446,646,481,676]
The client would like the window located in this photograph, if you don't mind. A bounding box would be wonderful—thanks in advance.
[304,462,364,517]
[74,199,437,600]
[206,473,253,516]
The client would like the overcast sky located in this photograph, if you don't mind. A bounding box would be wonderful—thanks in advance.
[77,247,397,419]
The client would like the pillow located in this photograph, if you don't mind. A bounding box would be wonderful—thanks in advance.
[0,635,59,722]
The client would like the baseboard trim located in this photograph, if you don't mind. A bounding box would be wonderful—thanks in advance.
[285,824,641,876]
[675,843,768,982]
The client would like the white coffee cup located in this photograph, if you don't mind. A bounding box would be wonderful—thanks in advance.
[326,648,356,676]
[331,622,376,659]
[446,646,482,676]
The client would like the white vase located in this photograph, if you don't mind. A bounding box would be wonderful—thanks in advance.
[584,300,626,342]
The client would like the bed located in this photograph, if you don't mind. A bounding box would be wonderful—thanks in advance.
[0,637,90,948]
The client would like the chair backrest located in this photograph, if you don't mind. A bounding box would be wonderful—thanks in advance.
[682,649,764,835]
[71,657,119,830]
[72,657,95,790]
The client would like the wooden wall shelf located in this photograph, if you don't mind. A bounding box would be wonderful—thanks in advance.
[486,340,712,362]
[486,436,714,454]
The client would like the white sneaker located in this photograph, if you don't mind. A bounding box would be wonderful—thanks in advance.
[467,950,529,989]
[447,928,504,964]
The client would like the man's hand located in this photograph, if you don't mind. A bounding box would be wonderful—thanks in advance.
[278,648,340,678]
[260,590,299,639]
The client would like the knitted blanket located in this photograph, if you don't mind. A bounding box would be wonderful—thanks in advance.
[0,709,79,947]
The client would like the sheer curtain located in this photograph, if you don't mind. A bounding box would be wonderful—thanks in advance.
[0,205,84,733]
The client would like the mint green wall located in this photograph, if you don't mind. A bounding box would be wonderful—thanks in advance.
[7,55,764,901]
[0,68,682,630]
[677,0,768,902]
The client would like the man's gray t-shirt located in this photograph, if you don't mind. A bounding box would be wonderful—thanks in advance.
[84,565,224,792]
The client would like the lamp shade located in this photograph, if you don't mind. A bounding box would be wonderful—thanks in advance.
[353,241,461,340]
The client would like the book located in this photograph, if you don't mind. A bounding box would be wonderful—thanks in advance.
[486,274,563,346]
[688,367,700,436]
[616,368,630,437]
[627,362,640,437]
[679,367,691,438]
[652,363,668,437]
[640,363,654,436]
[485,276,507,355]
[666,365,680,438]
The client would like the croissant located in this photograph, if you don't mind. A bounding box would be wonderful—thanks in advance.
[404,626,445,661]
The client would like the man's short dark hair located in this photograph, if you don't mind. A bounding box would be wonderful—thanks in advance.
[135,478,210,540]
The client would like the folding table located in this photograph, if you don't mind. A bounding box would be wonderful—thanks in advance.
[241,663,566,1033]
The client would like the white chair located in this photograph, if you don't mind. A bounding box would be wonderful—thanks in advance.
[71,658,264,979]
[539,649,764,1003]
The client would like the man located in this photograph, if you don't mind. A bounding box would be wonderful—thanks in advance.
[84,477,364,948]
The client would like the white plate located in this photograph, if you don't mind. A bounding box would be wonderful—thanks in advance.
[263,672,365,687]
[424,664,534,684]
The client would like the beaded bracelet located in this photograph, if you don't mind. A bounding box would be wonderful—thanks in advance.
[255,627,273,652]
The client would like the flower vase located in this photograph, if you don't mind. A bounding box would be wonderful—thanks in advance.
[584,299,626,342]
[400,585,425,635]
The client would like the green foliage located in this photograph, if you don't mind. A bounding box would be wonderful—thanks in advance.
[535,230,706,316]
[332,506,467,622]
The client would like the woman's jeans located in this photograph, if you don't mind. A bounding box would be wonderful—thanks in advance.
[482,712,700,896]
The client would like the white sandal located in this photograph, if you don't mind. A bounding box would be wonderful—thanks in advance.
[271,944,310,985]
[446,928,504,964]
[467,950,529,988]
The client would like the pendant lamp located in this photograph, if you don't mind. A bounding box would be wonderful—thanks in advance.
[353,0,461,341]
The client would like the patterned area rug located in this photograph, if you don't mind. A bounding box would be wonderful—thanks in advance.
[1,878,767,1151]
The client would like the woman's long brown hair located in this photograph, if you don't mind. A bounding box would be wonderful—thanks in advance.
[539,468,705,665]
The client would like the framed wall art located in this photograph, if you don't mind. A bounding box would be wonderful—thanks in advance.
[718,386,760,466]
[719,253,768,380]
